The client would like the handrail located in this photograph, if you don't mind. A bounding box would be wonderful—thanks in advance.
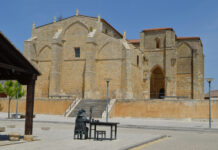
[64,98,81,117]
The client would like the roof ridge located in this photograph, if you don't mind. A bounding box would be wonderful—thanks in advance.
[35,14,98,29]
[177,37,200,40]
[35,14,123,38]
[142,27,174,32]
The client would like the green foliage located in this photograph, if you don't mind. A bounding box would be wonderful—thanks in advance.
[0,80,25,118]
[0,83,3,93]
[1,80,25,99]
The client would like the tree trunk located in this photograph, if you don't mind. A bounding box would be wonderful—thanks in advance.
[8,98,11,119]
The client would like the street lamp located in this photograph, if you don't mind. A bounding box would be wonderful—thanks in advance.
[205,78,214,128]
[105,78,111,122]
[15,82,20,119]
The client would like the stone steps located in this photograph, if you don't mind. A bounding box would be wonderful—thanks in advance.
[68,99,107,118]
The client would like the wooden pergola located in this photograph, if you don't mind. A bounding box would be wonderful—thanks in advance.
[0,32,40,135]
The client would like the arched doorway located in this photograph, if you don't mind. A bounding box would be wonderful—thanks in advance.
[150,66,165,99]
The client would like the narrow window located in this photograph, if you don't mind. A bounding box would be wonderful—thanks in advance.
[143,56,146,62]
[156,38,160,48]
[105,29,108,34]
[75,47,80,58]
[137,55,139,67]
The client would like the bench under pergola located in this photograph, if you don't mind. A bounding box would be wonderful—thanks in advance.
[0,31,40,137]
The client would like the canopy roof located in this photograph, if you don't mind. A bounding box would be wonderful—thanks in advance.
[0,31,40,84]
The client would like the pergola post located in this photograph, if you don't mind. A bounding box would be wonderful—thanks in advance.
[24,75,36,135]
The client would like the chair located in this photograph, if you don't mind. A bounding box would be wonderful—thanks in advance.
[96,130,106,140]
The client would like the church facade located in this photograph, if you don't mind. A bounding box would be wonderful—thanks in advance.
[24,13,204,100]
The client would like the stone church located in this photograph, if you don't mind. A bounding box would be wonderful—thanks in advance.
[24,11,204,100]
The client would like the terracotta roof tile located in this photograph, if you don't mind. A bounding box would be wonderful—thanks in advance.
[128,39,140,43]
[142,28,174,32]
[177,37,200,40]
[205,90,218,97]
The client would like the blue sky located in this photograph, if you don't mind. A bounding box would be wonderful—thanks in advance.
[0,0,217,92]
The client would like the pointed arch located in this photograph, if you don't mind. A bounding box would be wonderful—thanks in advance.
[177,42,193,74]
[37,45,52,60]
[98,38,114,54]
[150,65,164,76]
[30,42,37,59]
[177,42,192,50]
[37,45,51,57]
[63,21,89,37]
[150,65,165,99]
[177,42,193,57]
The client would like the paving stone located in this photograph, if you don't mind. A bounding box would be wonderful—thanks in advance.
[24,135,34,141]
[9,132,20,141]
[0,127,5,132]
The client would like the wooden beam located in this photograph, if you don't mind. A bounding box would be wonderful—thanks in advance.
[24,75,36,135]
[0,62,30,73]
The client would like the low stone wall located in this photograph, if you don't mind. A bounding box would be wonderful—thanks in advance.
[110,99,218,119]
[0,98,74,115]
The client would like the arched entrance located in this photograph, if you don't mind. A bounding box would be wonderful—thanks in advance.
[150,66,165,99]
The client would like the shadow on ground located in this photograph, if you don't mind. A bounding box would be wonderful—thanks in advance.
[0,135,24,141]
[0,135,9,141]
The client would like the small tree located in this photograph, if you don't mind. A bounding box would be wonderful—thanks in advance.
[0,83,4,111]
[0,81,25,118]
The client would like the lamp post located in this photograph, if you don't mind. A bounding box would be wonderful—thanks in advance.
[205,78,214,128]
[15,82,20,119]
[105,78,111,122]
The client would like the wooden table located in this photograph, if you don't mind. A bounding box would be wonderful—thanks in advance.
[86,121,119,140]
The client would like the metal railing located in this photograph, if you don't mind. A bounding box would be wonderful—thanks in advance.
[64,98,81,117]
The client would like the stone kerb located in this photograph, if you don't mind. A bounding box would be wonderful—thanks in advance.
[9,132,21,141]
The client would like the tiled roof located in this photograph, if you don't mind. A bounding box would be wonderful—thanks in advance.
[128,39,140,43]
[205,90,218,97]
[177,37,200,40]
[142,28,174,32]
[100,18,123,38]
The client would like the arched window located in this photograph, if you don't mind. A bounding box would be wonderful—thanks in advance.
[155,38,160,48]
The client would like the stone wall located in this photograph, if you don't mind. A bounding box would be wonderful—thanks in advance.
[140,29,204,99]
[0,99,73,115]
[110,100,218,119]
[24,14,204,100]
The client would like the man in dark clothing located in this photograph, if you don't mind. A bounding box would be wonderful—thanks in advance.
[74,109,89,139]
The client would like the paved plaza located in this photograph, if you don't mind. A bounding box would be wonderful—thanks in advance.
[1,113,218,150]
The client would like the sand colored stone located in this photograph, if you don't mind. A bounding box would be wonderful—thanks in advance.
[9,132,20,141]
[23,14,204,100]
[23,135,34,141]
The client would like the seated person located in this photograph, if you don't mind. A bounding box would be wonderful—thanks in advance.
[74,109,89,139]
